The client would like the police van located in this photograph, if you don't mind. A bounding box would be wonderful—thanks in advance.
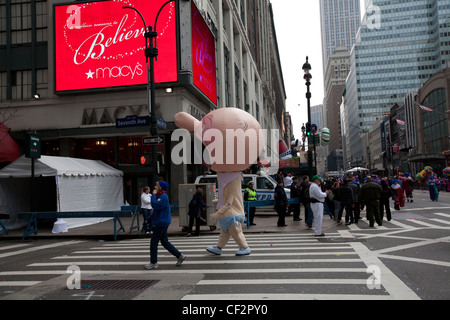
[194,174,291,201]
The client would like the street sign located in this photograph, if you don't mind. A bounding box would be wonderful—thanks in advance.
[307,135,320,145]
[116,115,149,128]
[25,133,41,159]
[143,136,165,145]
[156,117,167,130]
[311,124,318,134]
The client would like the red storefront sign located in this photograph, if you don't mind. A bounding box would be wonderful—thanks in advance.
[54,0,178,92]
[191,1,217,105]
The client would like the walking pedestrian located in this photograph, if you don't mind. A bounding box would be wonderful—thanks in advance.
[290,176,302,221]
[145,181,186,270]
[379,179,393,221]
[283,172,293,188]
[309,175,332,236]
[348,178,361,224]
[402,173,414,203]
[331,180,341,221]
[300,176,313,229]
[187,187,207,237]
[359,176,382,227]
[427,176,440,201]
[274,179,288,227]
[140,186,152,234]
[391,179,405,210]
[244,181,257,225]
[338,179,354,225]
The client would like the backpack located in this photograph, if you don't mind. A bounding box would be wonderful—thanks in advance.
[302,183,311,201]
[188,197,197,215]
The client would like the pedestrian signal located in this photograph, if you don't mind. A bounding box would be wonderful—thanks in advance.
[140,154,151,166]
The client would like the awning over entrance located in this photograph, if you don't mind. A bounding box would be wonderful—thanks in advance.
[0,123,20,162]
[407,153,445,163]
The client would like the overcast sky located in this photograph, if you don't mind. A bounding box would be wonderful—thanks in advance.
[271,0,366,141]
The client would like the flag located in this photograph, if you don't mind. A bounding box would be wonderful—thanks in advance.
[396,119,405,125]
[418,104,433,112]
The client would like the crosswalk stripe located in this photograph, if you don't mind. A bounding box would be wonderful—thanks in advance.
[28,258,363,267]
[0,241,85,259]
[430,218,450,226]
[0,268,369,276]
[51,252,358,259]
[196,279,368,285]
[71,246,353,254]
[430,212,448,218]
[0,281,41,287]
[101,239,319,247]
[0,244,30,252]
[405,219,447,228]
[356,219,388,229]
[385,220,415,229]
[182,293,394,300]
[92,242,345,250]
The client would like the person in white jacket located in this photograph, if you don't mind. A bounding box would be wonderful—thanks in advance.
[141,186,152,234]
[309,175,332,236]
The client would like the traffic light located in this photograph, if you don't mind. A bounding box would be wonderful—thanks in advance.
[140,153,164,166]
[140,154,152,166]
[306,122,311,136]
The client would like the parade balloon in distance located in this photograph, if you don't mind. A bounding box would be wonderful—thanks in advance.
[321,128,330,146]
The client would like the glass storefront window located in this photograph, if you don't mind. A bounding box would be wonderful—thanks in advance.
[421,88,448,154]
[118,137,164,165]
[75,138,115,165]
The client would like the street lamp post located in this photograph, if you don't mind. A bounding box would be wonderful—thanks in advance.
[302,56,313,178]
[123,1,175,185]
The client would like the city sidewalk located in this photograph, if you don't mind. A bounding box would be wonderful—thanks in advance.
[0,210,340,241]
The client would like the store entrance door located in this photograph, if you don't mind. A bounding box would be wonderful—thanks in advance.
[123,175,153,206]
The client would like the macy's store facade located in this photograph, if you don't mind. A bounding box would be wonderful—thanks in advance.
[3,0,217,205]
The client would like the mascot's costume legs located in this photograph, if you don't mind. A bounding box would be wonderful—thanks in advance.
[175,108,264,256]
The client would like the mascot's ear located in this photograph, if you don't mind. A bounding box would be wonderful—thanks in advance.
[174,112,200,132]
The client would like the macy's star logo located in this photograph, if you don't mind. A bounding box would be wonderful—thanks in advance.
[85,70,94,79]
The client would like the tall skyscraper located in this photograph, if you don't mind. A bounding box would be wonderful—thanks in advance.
[320,0,360,171]
[343,0,450,164]
[319,0,361,76]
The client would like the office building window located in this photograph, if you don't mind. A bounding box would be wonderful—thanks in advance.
[421,88,448,154]
[224,45,231,107]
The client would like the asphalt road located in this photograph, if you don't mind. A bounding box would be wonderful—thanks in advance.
[0,189,449,302]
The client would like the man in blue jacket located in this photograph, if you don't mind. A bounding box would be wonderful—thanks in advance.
[145,181,186,270]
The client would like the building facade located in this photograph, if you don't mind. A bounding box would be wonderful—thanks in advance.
[319,0,359,173]
[0,0,286,204]
[323,46,349,168]
[343,0,450,164]
[319,0,360,77]
[413,66,450,173]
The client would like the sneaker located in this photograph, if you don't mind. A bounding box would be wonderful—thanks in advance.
[206,246,222,255]
[314,233,325,237]
[235,247,251,256]
[144,263,159,270]
[176,254,186,266]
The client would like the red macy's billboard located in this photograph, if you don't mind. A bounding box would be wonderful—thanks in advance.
[191,1,217,105]
[54,0,178,92]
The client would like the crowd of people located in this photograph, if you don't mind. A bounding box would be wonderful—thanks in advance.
[269,170,449,235]
[139,170,448,241]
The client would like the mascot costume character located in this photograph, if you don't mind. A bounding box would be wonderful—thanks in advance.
[175,108,264,256]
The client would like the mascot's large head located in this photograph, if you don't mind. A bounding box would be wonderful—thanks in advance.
[174,108,264,173]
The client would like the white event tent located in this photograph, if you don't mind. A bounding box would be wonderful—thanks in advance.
[0,155,124,230]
